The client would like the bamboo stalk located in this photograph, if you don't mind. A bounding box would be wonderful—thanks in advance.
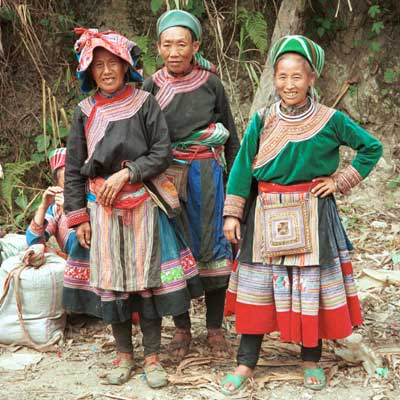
[47,87,56,150]
[60,107,70,130]
[42,79,47,156]
[52,95,61,145]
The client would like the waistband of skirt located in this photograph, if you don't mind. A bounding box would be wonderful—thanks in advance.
[258,181,319,193]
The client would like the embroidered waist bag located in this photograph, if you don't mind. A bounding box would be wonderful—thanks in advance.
[253,181,318,260]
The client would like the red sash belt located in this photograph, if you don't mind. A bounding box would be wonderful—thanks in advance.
[258,181,320,193]
[89,177,150,209]
[173,145,223,163]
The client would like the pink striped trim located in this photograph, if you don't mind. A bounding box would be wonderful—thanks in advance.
[66,208,89,228]
[223,194,246,220]
[334,165,362,195]
[79,87,149,160]
[153,67,211,110]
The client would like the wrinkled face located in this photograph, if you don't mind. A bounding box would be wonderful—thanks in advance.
[157,26,199,75]
[55,167,65,188]
[274,53,315,107]
[90,47,128,95]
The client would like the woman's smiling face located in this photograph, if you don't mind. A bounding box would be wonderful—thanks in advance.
[274,53,316,107]
[90,47,128,95]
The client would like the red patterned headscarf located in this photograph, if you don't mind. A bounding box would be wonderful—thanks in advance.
[74,27,143,92]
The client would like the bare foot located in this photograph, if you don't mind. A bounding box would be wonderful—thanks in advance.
[207,328,232,358]
[168,328,191,360]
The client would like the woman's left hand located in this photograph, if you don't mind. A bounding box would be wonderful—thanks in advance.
[311,176,337,198]
[97,168,130,207]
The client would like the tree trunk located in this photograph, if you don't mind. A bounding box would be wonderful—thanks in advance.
[249,0,307,116]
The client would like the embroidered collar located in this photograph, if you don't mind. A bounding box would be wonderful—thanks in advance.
[153,66,211,110]
[253,102,335,170]
[276,97,316,122]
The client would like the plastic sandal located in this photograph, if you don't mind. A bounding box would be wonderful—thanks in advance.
[303,367,326,391]
[220,373,248,395]
[144,362,168,388]
[106,359,135,385]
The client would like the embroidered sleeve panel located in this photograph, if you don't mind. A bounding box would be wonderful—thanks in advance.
[333,165,363,195]
[78,97,94,117]
[254,103,336,170]
[223,194,246,220]
[66,208,90,228]
[28,219,46,236]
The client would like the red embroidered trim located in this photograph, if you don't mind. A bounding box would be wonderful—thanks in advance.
[29,219,45,235]
[334,165,362,195]
[223,194,246,219]
[66,208,90,228]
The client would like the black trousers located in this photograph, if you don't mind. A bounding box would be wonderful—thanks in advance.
[238,334,323,369]
[112,312,161,357]
[173,287,226,330]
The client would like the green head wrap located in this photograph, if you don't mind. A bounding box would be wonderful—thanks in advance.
[157,10,202,41]
[270,35,325,76]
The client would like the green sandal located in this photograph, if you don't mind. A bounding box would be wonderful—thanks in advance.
[303,367,326,391]
[106,359,135,385]
[144,362,168,389]
[220,373,248,396]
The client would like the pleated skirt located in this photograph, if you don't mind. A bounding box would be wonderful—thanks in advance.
[225,194,363,347]
[63,198,202,324]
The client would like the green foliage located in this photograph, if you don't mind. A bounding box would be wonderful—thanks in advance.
[1,161,35,211]
[150,0,204,17]
[0,160,47,229]
[369,41,381,53]
[348,84,358,98]
[186,0,205,17]
[0,4,16,22]
[367,5,384,56]
[368,5,381,18]
[309,1,346,39]
[383,68,396,84]
[133,35,158,76]
[387,176,400,190]
[371,21,384,35]
[151,0,163,13]
[237,7,268,53]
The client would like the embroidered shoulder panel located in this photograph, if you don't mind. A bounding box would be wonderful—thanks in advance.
[79,97,94,117]
[253,103,335,170]
[153,67,211,110]
[84,88,149,159]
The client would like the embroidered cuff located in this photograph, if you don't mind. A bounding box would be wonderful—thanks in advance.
[334,165,363,195]
[29,219,46,236]
[124,161,142,183]
[66,208,90,228]
[223,194,246,220]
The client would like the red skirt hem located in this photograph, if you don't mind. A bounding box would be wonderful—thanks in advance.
[228,298,363,347]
